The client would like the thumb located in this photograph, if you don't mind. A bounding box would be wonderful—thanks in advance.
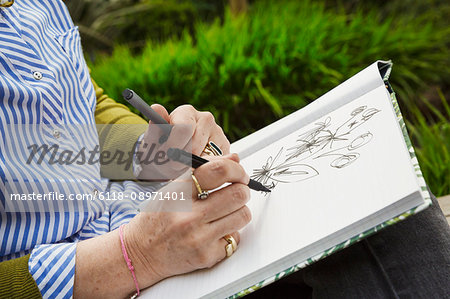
[150,104,170,123]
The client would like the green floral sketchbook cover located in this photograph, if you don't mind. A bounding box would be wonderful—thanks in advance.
[230,62,432,298]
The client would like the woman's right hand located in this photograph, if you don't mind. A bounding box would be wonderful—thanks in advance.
[124,153,252,288]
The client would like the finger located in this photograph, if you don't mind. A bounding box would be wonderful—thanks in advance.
[196,183,250,223]
[191,113,212,156]
[208,232,241,266]
[191,112,230,156]
[193,158,249,191]
[190,154,241,198]
[170,105,198,127]
[157,105,197,155]
[142,103,192,151]
[224,231,240,253]
[195,231,241,268]
[150,104,170,123]
[202,127,230,156]
[206,124,230,156]
[162,121,194,151]
[165,105,197,151]
[140,123,194,177]
[213,131,230,155]
[209,206,251,240]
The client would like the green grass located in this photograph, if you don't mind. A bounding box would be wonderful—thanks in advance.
[406,91,450,196]
[88,0,450,196]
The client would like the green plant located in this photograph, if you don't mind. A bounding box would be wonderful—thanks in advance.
[89,0,449,141]
[406,90,450,197]
[65,0,225,53]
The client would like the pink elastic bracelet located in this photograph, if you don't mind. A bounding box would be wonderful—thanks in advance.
[119,224,140,298]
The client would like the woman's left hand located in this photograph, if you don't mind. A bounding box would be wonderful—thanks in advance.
[137,104,230,180]
[155,103,230,156]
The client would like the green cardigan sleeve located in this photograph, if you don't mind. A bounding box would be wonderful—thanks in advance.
[0,254,41,298]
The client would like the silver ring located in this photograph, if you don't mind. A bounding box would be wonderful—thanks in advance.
[197,190,209,200]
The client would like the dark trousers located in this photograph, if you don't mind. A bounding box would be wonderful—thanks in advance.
[247,191,450,298]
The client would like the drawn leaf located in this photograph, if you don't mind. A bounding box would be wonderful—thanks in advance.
[330,153,360,169]
[272,163,318,183]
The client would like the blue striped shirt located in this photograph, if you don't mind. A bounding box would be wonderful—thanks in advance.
[0,1,154,298]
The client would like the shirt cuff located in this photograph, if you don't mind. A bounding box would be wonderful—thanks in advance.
[29,243,76,299]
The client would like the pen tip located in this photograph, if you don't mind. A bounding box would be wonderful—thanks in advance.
[248,179,272,193]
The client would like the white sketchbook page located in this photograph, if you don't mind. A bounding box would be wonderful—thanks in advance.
[141,84,420,299]
[231,61,388,158]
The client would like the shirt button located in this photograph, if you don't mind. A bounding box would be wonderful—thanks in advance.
[32,71,43,80]
[52,129,61,138]
[93,189,99,198]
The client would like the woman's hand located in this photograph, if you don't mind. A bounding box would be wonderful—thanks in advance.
[73,154,251,298]
[165,104,230,156]
[136,104,230,181]
[74,106,242,298]
[125,153,251,288]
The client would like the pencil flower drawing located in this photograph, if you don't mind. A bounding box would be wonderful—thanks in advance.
[252,105,380,190]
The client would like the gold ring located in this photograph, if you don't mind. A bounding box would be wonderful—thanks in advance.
[191,173,209,200]
[202,141,223,156]
[0,1,14,8]
[225,243,234,257]
[223,235,237,257]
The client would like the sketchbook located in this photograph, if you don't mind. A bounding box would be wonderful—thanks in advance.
[140,61,431,298]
